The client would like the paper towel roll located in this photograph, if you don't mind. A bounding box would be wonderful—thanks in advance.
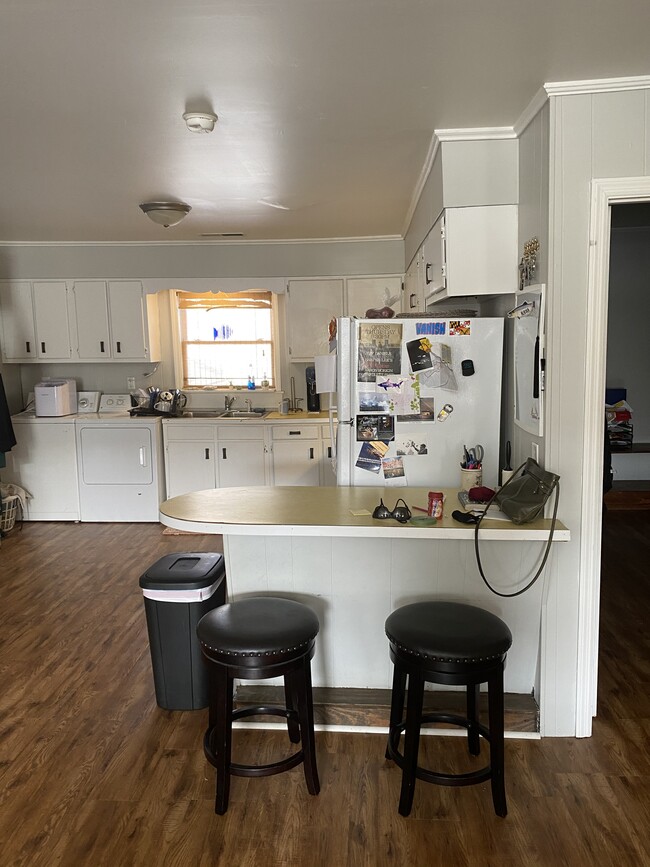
[314,354,336,393]
[501,468,516,486]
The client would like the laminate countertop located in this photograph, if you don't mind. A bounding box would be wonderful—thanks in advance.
[159,485,570,541]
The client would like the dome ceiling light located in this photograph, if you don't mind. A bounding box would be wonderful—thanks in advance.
[139,201,191,228]
[183,111,218,133]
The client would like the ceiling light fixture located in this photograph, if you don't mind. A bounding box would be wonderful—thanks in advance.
[139,201,191,228]
[183,111,218,133]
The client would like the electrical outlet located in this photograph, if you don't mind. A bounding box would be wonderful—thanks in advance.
[531,442,539,462]
[126,376,136,391]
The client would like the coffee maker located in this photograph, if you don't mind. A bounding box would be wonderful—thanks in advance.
[305,366,320,412]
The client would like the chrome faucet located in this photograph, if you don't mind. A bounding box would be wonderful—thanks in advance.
[224,396,235,411]
[245,398,253,412]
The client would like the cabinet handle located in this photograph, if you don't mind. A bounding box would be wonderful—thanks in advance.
[41,342,46,354]
[222,448,227,459]
[100,340,105,353]
[116,341,122,354]
[425,263,432,285]
[327,446,332,458]
[409,293,417,309]
[309,447,314,459]
[205,448,210,460]
[25,341,31,354]
[289,430,301,436]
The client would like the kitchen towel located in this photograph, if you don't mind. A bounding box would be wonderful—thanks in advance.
[0,374,16,466]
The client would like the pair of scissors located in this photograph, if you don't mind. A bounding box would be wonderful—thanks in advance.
[467,444,484,464]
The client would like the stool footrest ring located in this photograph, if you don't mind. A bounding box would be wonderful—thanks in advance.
[387,712,493,788]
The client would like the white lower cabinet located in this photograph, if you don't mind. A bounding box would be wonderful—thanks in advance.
[271,426,321,486]
[5,421,80,520]
[217,426,268,488]
[166,437,216,499]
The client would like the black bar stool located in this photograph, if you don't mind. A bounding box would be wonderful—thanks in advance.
[384,601,513,817]
[197,596,320,815]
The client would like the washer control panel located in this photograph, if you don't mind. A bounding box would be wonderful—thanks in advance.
[98,393,132,412]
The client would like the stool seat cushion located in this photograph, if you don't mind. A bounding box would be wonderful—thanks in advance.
[198,596,319,657]
[385,601,512,663]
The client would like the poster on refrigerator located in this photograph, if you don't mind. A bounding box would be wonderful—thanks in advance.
[357,322,402,382]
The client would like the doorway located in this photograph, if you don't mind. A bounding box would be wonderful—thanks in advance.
[577,178,650,736]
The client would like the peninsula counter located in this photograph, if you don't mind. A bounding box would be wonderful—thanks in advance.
[160,486,569,704]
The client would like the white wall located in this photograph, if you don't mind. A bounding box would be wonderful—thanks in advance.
[0,239,404,281]
[606,226,650,441]
[544,86,650,735]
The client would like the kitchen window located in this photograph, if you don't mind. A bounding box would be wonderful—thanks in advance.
[176,290,276,389]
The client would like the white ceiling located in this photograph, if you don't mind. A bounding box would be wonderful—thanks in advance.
[1,0,650,243]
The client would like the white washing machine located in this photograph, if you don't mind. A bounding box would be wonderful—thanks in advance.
[75,394,166,522]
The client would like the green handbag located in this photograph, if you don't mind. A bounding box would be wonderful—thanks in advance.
[474,458,560,597]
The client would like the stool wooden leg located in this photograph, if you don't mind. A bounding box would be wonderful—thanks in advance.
[487,666,507,818]
[386,663,407,759]
[284,676,301,744]
[398,671,424,817]
[213,666,234,815]
[291,659,320,796]
[466,683,481,756]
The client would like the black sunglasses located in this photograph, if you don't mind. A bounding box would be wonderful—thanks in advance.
[372,498,412,523]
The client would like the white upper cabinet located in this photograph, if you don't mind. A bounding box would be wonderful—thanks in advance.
[72,281,111,359]
[286,279,344,360]
[32,281,73,359]
[0,281,36,361]
[0,279,161,363]
[345,276,402,318]
[108,281,160,361]
[425,205,518,305]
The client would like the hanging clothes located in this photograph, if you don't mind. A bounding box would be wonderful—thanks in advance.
[0,374,17,467]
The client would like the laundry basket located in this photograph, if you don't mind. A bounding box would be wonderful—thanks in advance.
[0,495,20,533]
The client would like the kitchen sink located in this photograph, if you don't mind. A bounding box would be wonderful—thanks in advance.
[182,410,222,418]
[220,410,268,419]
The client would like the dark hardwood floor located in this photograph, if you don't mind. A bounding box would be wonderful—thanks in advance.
[0,516,648,866]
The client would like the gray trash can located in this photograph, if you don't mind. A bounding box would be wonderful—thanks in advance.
[139,552,227,710]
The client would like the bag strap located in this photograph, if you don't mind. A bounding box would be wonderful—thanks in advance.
[473,467,560,598]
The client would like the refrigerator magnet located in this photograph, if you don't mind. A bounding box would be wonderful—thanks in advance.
[406,337,434,372]
[437,403,454,421]
[449,320,471,336]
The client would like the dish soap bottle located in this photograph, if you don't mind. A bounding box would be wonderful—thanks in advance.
[247,365,256,390]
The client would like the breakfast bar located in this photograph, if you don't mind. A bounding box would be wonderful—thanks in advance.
[160,485,569,709]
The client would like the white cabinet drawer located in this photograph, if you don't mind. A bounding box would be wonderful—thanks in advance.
[164,424,216,441]
[271,425,319,441]
[218,424,266,441]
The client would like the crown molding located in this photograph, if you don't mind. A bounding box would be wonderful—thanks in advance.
[544,74,650,96]
[514,87,549,136]
[0,236,402,248]
[434,127,516,142]
[401,133,441,238]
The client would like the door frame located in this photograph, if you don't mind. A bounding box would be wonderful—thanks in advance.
[577,176,650,736]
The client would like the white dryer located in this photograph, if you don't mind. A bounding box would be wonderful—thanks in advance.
[75,395,166,522]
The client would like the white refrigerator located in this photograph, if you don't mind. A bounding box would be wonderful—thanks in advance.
[333,316,504,488]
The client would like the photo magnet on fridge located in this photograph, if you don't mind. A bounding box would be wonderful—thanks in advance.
[356,414,395,442]
[406,337,434,372]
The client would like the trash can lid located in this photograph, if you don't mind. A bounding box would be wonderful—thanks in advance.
[139,552,225,591]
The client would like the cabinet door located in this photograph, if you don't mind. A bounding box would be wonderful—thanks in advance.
[444,205,517,297]
[287,279,344,360]
[218,439,267,488]
[165,439,216,498]
[33,281,72,359]
[0,281,36,360]
[5,422,79,520]
[320,437,336,486]
[73,281,111,359]
[403,252,423,312]
[272,439,322,486]
[345,277,402,319]
[107,281,149,359]
[422,216,445,300]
